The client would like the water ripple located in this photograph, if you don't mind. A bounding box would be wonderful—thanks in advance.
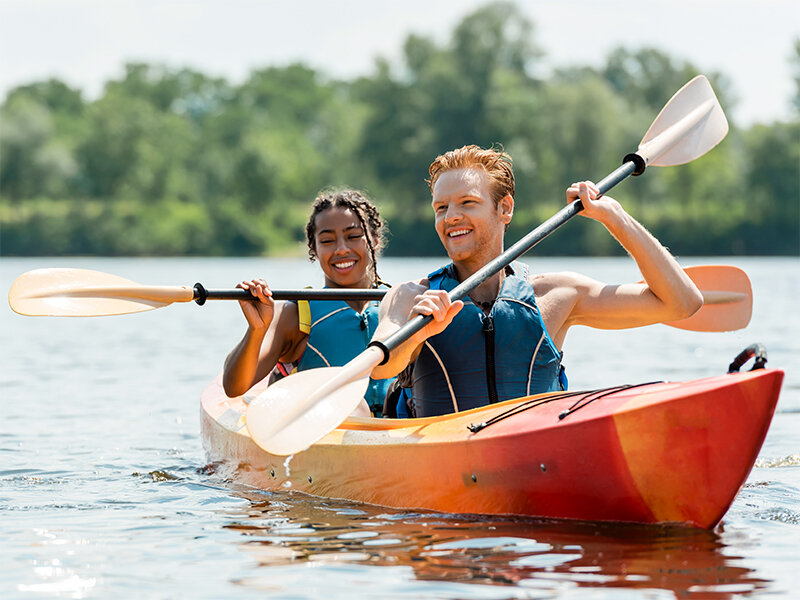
[213,489,774,596]
[755,454,800,468]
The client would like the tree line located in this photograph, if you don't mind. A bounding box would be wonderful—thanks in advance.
[1,3,798,257]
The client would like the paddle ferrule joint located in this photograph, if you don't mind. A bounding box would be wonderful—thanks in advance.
[193,282,208,306]
[622,153,647,176]
[367,340,391,366]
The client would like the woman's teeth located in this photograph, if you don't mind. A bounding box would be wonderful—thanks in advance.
[334,261,355,270]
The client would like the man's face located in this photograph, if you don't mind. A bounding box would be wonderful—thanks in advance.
[431,167,512,267]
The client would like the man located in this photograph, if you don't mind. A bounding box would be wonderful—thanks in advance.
[371,145,702,417]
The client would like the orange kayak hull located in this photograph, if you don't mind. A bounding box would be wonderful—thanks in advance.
[201,369,783,528]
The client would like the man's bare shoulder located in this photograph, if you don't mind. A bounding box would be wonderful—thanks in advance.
[531,271,595,297]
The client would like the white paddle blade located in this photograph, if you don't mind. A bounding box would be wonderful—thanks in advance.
[8,268,192,317]
[246,346,384,455]
[637,75,728,167]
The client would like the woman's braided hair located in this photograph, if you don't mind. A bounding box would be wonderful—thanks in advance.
[305,189,388,288]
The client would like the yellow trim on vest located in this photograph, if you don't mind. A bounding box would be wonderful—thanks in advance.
[297,300,311,334]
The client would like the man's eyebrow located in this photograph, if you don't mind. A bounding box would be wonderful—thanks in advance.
[433,193,478,203]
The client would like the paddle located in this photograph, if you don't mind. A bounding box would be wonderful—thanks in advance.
[7,268,385,317]
[8,265,750,331]
[246,75,730,455]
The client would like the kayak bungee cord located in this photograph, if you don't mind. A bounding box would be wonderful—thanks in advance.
[558,381,664,420]
[467,390,595,433]
[466,381,663,433]
[468,345,770,434]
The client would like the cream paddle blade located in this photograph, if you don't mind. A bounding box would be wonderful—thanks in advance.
[668,265,752,331]
[637,75,728,167]
[246,347,383,455]
[9,268,194,317]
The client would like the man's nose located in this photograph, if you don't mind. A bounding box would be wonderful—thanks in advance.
[444,204,462,222]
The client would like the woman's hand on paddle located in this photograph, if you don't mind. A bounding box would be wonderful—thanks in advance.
[567,180,622,223]
[236,278,275,330]
[410,289,463,342]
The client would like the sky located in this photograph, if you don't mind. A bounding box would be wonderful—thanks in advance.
[1,0,798,126]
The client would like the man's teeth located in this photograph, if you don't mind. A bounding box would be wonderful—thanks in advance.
[449,229,470,238]
[334,261,355,269]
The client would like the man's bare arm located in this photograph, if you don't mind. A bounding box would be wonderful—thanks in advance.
[537,182,703,344]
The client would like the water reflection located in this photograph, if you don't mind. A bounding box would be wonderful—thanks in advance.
[221,489,771,599]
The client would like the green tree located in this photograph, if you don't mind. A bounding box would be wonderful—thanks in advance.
[2,1,797,257]
[354,1,543,217]
[0,95,77,200]
[792,38,800,114]
[741,121,800,253]
[4,79,84,116]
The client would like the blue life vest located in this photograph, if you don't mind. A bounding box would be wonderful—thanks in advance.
[410,262,564,417]
[296,298,393,416]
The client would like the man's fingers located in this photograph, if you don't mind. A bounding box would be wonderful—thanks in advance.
[442,300,464,325]
[414,298,445,321]
[578,181,598,200]
[412,290,454,322]
[568,180,599,203]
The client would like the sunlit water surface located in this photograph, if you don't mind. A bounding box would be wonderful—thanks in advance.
[2,256,798,599]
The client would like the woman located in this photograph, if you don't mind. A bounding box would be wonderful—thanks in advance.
[222,189,392,417]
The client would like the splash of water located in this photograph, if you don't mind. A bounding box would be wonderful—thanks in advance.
[755,454,800,468]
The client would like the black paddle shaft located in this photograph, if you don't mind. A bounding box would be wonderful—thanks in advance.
[192,285,387,304]
[369,159,639,364]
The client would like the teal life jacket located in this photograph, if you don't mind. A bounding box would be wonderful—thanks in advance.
[294,297,392,416]
[410,262,564,417]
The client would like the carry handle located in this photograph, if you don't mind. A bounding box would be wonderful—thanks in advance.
[728,343,768,373]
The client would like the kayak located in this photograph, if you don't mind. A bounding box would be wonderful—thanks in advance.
[201,367,783,529]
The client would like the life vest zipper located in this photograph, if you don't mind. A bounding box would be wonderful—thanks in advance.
[482,313,499,404]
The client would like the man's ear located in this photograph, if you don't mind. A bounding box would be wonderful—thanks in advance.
[499,194,514,225]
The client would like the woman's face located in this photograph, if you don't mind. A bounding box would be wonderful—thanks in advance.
[313,206,373,289]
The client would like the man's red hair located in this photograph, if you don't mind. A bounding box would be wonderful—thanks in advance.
[427,144,515,206]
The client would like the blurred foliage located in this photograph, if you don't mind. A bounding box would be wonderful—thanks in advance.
[1,2,798,257]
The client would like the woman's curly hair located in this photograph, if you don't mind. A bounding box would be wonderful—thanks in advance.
[305,189,388,287]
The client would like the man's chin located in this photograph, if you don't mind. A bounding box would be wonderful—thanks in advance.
[441,236,481,263]
[445,247,473,263]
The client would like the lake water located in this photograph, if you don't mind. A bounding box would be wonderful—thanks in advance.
[2,256,798,599]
